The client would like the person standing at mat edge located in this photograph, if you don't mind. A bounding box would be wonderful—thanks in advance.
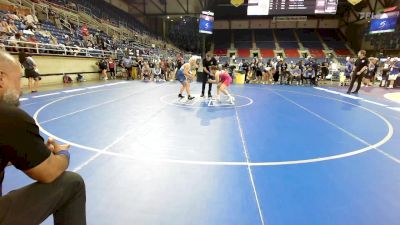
[347,50,368,94]
[201,54,217,98]
[0,51,86,225]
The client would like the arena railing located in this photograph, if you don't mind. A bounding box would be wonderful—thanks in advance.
[1,39,114,58]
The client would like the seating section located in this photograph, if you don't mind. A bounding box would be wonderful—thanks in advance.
[335,49,351,56]
[318,29,347,50]
[275,29,296,41]
[296,29,324,49]
[48,0,146,34]
[211,28,358,60]
[0,1,181,58]
[254,29,274,49]
[275,29,298,49]
[233,29,252,49]
[260,49,274,57]
[284,49,300,57]
[214,29,231,50]
[214,49,227,56]
[309,49,325,58]
[237,49,250,57]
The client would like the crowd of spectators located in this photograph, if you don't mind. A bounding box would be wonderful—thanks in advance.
[0,1,183,59]
[233,55,399,89]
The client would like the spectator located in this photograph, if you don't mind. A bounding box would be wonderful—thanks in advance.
[132,58,139,80]
[280,59,289,85]
[153,63,163,82]
[297,60,305,85]
[98,58,108,80]
[120,54,133,80]
[8,32,26,52]
[19,51,41,93]
[0,20,9,34]
[363,57,378,87]
[63,73,73,84]
[141,61,151,81]
[108,57,116,79]
[6,19,18,34]
[304,65,316,86]
[24,13,38,30]
[81,23,89,43]
[388,57,399,89]
[0,50,86,225]
[344,56,353,81]
[320,60,329,80]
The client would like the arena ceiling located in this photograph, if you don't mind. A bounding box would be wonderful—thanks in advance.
[124,0,397,19]
[123,0,209,17]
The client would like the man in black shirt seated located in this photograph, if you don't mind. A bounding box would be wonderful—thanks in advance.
[0,51,86,225]
[347,50,368,94]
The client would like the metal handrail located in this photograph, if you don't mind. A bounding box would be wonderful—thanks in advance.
[1,39,114,57]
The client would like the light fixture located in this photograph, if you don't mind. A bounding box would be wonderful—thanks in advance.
[167,16,170,19]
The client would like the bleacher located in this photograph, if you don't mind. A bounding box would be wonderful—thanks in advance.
[211,27,357,60]
[254,29,274,49]
[214,29,230,54]
[48,0,147,34]
[260,49,274,57]
[319,29,348,51]
[284,49,300,57]
[309,49,325,58]
[233,29,252,49]
[0,0,181,59]
[275,29,298,49]
[296,29,324,49]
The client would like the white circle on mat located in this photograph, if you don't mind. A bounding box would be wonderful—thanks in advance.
[33,89,394,166]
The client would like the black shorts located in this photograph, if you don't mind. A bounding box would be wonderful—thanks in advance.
[109,68,115,72]
[25,68,40,79]
[256,70,263,77]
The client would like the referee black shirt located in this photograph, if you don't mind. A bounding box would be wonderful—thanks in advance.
[354,57,368,74]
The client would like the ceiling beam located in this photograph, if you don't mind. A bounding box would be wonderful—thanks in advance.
[145,13,200,17]
[366,0,373,12]
[198,0,204,9]
[177,0,188,13]
[129,4,146,16]
[376,0,386,8]
[149,0,165,14]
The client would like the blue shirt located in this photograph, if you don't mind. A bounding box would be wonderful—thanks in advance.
[304,70,315,78]
[390,62,400,75]
[345,62,353,76]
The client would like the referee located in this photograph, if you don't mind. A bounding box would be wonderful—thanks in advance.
[347,50,368,94]
[201,54,217,98]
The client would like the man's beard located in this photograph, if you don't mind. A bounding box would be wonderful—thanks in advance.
[1,89,21,107]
